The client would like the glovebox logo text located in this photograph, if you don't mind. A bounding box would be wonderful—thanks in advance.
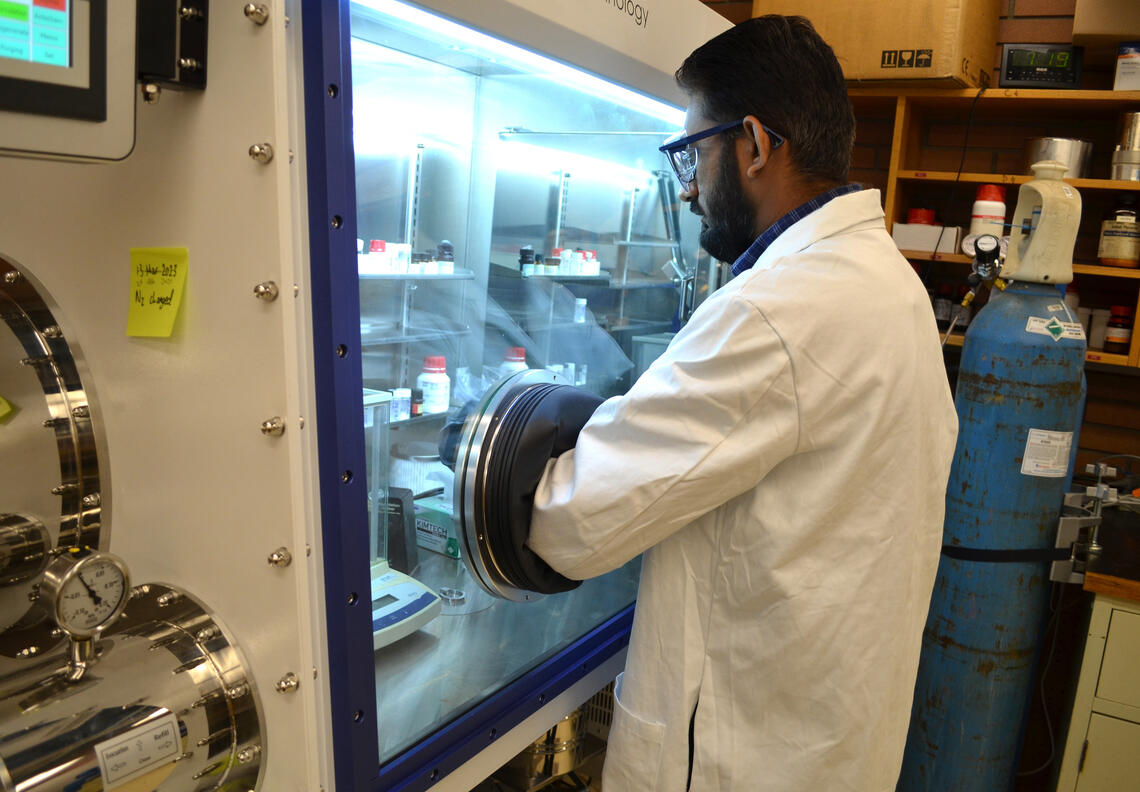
[604,0,648,29]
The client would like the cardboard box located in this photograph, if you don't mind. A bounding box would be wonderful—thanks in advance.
[891,223,962,254]
[751,0,1000,88]
[1073,0,1140,46]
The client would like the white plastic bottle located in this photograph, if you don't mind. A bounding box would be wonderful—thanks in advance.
[968,184,1006,237]
[573,298,588,323]
[500,347,529,377]
[416,356,450,414]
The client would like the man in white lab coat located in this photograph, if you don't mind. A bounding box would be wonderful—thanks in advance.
[525,15,959,792]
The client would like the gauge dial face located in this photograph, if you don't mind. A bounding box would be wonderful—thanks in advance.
[54,555,129,637]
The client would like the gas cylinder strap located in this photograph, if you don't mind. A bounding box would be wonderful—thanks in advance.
[940,545,1071,563]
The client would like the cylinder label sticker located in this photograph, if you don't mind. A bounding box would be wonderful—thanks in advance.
[1021,429,1073,478]
[94,711,181,789]
[1026,316,1085,342]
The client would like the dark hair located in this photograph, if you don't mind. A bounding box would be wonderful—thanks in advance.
[675,15,854,184]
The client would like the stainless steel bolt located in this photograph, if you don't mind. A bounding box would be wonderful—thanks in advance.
[248,143,274,164]
[253,281,279,301]
[267,547,292,568]
[243,3,269,24]
[275,673,299,694]
[226,682,251,700]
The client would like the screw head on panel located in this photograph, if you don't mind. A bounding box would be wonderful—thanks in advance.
[260,417,285,437]
[267,547,292,568]
[243,3,270,24]
[253,281,279,301]
[248,143,274,164]
[274,672,299,694]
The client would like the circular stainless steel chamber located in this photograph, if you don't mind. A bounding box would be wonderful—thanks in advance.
[0,583,263,792]
[453,369,564,602]
[0,256,108,654]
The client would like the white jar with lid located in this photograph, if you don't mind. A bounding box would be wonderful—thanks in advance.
[968,184,1006,238]
[500,347,529,377]
[416,356,450,414]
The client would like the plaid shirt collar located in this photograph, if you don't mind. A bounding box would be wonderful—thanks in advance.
[730,184,862,277]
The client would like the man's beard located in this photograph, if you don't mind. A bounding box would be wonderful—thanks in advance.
[693,149,757,264]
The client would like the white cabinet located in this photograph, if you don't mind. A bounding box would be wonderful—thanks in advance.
[1058,596,1140,791]
[1074,714,1140,792]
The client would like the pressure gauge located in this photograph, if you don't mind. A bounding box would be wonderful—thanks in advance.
[40,549,130,638]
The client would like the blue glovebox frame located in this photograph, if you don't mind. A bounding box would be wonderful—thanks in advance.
[299,2,634,789]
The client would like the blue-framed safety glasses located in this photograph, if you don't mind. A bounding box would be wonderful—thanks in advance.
[659,118,786,187]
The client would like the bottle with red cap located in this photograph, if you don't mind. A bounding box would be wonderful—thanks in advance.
[416,356,450,414]
[1104,306,1134,355]
[500,347,529,377]
[968,184,1006,238]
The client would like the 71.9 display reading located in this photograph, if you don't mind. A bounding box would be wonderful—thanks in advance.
[0,0,71,68]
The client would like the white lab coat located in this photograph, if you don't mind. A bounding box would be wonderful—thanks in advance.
[527,189,958,792]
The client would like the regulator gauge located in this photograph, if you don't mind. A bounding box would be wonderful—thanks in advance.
[40,549,131,638]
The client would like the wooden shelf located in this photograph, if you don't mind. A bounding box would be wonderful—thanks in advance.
[1073,264,1140,279]
[850,87,1140,112]
[901,254,1140,278]
[943,332,1131,367]
[900,250,972,264]
[896,171,1140,191]
[1085,350,1132,366]
[851,87,1140,101]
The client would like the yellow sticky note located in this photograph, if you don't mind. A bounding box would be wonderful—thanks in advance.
[0,395,12,421]
[127,247,188,338]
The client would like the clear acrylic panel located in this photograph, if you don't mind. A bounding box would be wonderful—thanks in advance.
[349,0,710,762]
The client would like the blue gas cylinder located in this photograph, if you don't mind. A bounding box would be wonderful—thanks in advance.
[898,281,1086,791]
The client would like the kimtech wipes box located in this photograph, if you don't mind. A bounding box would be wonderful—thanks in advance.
[751,0,1000,88]
[414,493,460,559]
